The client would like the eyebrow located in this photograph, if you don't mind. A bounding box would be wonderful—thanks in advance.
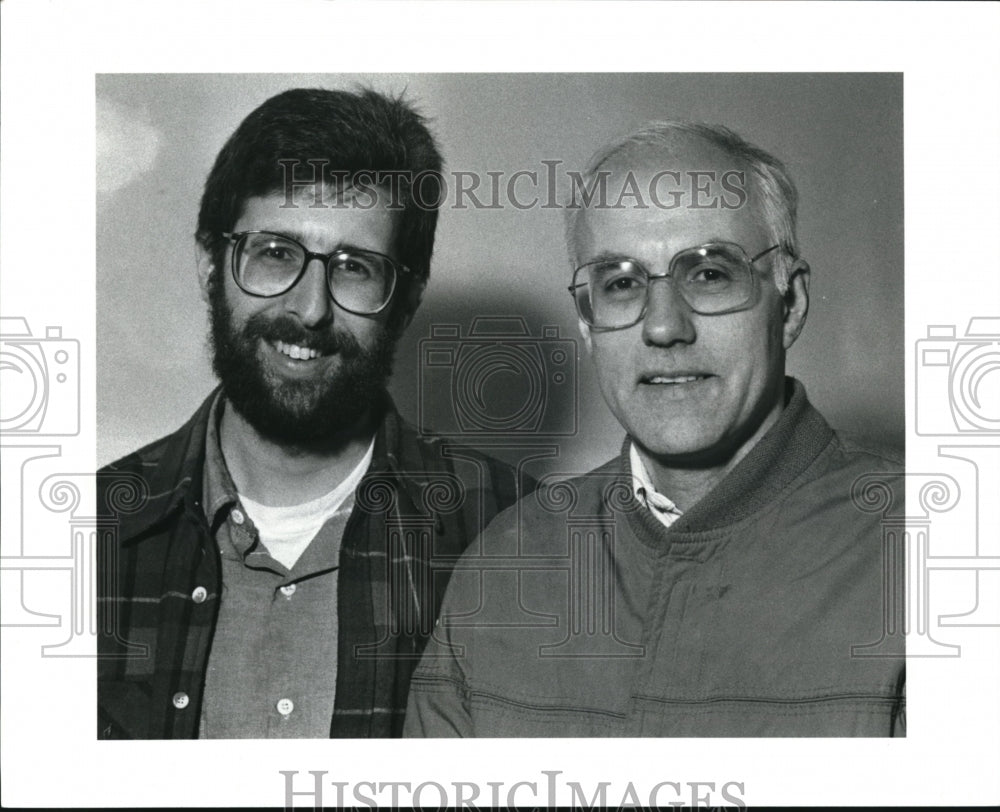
[580,237,744,265]
[581,250,636,264]
[255,230,379,255]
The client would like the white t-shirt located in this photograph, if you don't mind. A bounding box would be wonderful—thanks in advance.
[239,438,375,569]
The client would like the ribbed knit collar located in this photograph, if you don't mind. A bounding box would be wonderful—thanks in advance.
[622,377,834,544]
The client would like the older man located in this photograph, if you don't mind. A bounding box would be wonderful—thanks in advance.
[97,88,528,739]
[405,122,905,736]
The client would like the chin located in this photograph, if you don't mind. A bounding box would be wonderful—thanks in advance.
[631,424,734,465]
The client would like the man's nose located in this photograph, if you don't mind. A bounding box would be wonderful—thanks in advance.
[641,277,696,346]
[284,258,333,327]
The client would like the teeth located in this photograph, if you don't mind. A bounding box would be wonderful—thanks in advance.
[648,375,703,384]
[275,340,320,360]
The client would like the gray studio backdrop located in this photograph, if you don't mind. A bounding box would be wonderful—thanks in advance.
[97,73,903,476]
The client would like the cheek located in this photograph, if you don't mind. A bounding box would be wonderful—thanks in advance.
[218,275,258,322]
[590,340,628,394]
[729,310,783,370]
[590,343,641,425]
[340,312,389,348]
[733,312,787,399]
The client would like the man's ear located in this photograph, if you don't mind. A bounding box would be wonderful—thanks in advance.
[195,243,215,304]
[782,259,810,349]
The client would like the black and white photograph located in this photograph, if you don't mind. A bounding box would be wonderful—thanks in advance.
[2,1,998,808]
[94,72,905,744]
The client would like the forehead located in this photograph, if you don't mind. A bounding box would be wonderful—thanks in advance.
[235,184,400,249]
[572,139,771,263]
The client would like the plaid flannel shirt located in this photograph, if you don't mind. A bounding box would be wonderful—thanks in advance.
[97,388,529,738]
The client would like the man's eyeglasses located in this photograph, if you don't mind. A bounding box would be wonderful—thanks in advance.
[222,231,411,316]
[568,242,781,330]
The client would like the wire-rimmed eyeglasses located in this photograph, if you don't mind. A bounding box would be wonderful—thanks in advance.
[568,242,780,330]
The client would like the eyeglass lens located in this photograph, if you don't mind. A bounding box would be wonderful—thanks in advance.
[234,232,395,313]
[573,244,755,328]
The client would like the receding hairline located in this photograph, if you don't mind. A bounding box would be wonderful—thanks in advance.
[564,120,800,291]
[592,127,752,171]
[566,137,764,250]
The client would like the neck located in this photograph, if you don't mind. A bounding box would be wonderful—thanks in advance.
[635,397,786,513]
[636,459,726,513]
[219,400,375,507]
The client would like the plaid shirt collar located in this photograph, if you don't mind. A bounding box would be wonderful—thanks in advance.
[117,387,423,543]
[201,391,238,532]
[115,391,217,544]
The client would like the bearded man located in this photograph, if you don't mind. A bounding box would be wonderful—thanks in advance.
[96,88,528,739]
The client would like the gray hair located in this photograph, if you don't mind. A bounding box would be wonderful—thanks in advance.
[563,121,800,292]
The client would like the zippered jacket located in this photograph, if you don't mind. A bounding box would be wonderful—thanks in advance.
[405,379,906,736]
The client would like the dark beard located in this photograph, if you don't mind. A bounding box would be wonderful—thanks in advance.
[208,285,396,450]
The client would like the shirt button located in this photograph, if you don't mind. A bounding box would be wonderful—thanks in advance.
[172,692,189,709]
[276,698,294,716]
[279,584,297,597]
[191,586,208,603]
[231,508,245,525]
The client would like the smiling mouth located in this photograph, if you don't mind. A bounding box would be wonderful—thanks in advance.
[641,374,712,385]
[272,339,328,361]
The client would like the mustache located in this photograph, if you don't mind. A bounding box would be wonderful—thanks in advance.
[242,313,362,358]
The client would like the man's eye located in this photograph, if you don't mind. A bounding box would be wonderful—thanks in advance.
[247,239,299,263]
[608,276,637,291]
[333,257,375,278]
[689,265,734,284]
[262,245,293,260]
[602,273,646,294]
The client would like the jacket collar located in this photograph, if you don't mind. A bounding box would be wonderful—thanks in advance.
[622,377,834,539]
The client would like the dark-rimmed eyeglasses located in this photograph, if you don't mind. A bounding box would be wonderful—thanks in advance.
[569,242,780,330]
[222,230,411,316]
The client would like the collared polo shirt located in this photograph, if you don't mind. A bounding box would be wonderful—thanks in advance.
[628,442,684,529]
[197,394,372,738]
